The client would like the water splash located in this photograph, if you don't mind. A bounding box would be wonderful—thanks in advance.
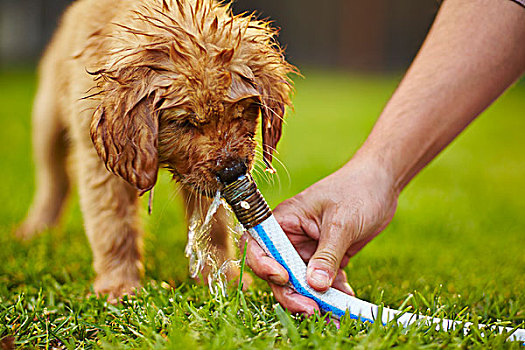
[184,190,244,297]
[185,191,222,279]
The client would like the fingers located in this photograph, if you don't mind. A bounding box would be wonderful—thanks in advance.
[271,271,353,316]
[306,241,348,291]
[307,218,352,292]
[241,231,319,316]
[272,197,310,237]
[241,233,289,286]
[270,283,320,315]
[331,269,355,296]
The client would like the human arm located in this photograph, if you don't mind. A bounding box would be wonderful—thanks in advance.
[245,0,525,314]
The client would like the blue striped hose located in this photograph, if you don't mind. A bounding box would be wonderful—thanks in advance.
[222,175,525,343]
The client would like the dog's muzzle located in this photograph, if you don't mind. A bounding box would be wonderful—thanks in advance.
[216,159,247,186]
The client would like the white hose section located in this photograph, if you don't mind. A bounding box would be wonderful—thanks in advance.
[249,215,525,342]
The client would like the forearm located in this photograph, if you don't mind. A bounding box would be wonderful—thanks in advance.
[352,0,525,192]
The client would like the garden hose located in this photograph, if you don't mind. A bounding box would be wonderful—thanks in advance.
[221,175,525,343]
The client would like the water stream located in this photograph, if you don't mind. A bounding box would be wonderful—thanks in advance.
[184,190,244,296]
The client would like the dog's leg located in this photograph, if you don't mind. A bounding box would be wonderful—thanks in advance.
[17,80,70,240]
[76,146,144,301]
[182,189,253,289]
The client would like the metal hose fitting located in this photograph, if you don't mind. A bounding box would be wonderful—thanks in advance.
[221,175,272,229]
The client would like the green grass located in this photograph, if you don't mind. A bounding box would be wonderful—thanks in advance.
[1,67,524,349]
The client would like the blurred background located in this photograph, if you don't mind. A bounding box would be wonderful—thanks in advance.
[0,0,440,70]
[0,2,524,345]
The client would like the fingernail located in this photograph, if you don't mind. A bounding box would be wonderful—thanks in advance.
[309,269,331,289]
[344,283,355,296]
[268,274,287,286]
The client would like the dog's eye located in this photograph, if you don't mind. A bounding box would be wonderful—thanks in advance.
[245,103,260,119]
[170,119,195,129]
[166,110,198,129]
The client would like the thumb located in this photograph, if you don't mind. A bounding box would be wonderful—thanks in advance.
[307,222,350,292]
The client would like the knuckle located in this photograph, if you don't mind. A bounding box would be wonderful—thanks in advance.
[274,197,296,214]
[326,219,346,234]
[245,250,262,272]
[278,216,300,234]
[312,249,340,270]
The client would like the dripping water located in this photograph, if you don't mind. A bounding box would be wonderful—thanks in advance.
[184,190,244,297]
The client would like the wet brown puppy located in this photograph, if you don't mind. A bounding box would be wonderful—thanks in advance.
[17,0,295,300]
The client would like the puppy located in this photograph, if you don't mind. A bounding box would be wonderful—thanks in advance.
[17,0,295,299]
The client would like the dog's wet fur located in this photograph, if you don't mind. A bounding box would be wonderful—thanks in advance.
[17,0,295,300]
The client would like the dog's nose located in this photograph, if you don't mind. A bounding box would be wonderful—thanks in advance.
[216,159,248,185]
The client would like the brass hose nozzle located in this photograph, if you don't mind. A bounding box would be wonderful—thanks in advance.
[221,175,272,229]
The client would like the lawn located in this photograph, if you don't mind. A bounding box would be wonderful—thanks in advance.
[0,67,524,349]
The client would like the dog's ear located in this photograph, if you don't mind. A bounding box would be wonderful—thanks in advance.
[90,92,159,195]
[226,73,260,103]
[257,78,292,170]
[260,96,284,170]
[227,71,291,169]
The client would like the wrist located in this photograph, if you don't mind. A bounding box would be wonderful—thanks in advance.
[348,107,430,195]
[341,149,400,197]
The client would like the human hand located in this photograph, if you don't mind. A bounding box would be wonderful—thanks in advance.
[242,159,399,314]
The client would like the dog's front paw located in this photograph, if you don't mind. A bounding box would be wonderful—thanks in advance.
[15,216,50,241]
[94,275,141,304]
